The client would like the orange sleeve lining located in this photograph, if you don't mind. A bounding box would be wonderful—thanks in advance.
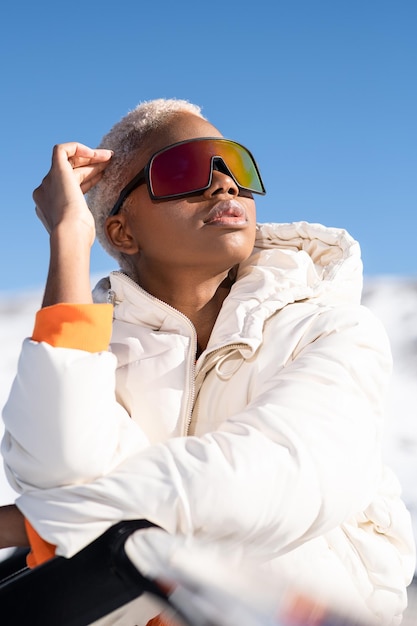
[32,303,113,351]
[25,519,57,568]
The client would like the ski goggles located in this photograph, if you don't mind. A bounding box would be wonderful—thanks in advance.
[109,137,266,215]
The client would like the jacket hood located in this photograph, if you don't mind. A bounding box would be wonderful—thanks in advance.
[198,221,364,356]
[251,221,363,305]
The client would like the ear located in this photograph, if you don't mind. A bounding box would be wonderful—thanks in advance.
[105,214,140,255]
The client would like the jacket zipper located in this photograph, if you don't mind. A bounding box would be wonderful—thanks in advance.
[110,272,199,436]
[185,342,247,435]
[110,273,248,437]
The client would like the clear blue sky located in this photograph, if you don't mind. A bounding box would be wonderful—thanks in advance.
[1,0,416,292]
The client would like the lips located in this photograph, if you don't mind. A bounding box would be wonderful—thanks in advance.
[203,200,247,225]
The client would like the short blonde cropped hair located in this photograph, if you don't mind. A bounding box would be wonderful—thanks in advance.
[87,98,206,270]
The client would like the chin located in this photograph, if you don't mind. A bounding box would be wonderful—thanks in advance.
[209,231,255,265]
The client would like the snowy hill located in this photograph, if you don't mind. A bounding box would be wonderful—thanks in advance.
[361,276,417,547]
[0,276,416,551]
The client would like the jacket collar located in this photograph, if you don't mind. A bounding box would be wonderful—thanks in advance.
[93,222,363,358]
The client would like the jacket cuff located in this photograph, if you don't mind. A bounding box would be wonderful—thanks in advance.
[24,519,56,568]
[32,303,113,351]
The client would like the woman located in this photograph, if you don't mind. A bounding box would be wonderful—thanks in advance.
[1,99,415,624]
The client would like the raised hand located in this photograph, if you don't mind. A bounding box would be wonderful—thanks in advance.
[33,143,113,307]
[33,142,113,243]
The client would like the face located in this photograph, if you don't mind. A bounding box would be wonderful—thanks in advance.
[105,112,257,283]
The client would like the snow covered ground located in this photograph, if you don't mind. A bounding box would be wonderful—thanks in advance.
[0,276,415,623]
[361,276,417,547]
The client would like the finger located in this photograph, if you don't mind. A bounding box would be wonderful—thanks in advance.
[52,143,113,169]
[69,149,114,169]
[80,171,107,194]
[73,160,111,187]
[69,151,113,169]
[52,142,96,163]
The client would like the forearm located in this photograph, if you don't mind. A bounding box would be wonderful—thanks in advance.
[42,222,94,307]
[0,505,28,549]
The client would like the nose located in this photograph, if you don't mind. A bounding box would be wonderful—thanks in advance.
[203,161,239,198]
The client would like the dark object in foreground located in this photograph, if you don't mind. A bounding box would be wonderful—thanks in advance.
[0,521,378,626]
[0,520,168,626]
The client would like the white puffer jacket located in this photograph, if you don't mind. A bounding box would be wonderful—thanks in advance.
[2,222,415,624]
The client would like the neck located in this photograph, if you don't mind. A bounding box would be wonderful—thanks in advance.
[136,266,237,352]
